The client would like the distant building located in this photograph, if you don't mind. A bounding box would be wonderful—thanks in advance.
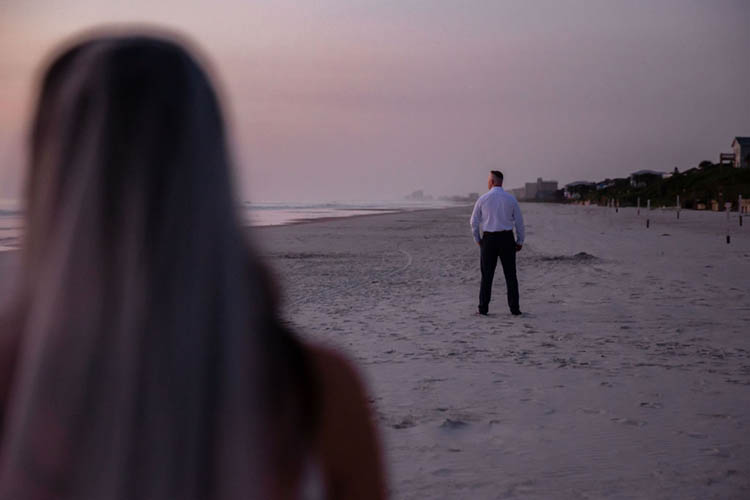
[731,137,750,168]
[719,152,735,165]
[524,177,558,201]
[629,170,664,188]
[405,190,425,201]
[508,178,558,201]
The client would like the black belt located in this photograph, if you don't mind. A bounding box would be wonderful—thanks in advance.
[484,230,512,234]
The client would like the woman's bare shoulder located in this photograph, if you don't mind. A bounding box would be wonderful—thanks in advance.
[302,342,386,500]
[306,344,365,391]
[0,303,23,417]
[304,343,375,426]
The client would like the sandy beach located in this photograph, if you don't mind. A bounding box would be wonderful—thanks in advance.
[255,203,749,499]
[1,203,748,499]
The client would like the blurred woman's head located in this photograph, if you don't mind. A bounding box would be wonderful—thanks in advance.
[25,32,239,286]
[0,30,310,499]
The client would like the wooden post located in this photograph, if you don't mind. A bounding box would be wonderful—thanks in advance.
[726,202,732,243]
[740,195,743,227]
[646,199,650,228]
[637,197,640,216]
[676,195,680,219]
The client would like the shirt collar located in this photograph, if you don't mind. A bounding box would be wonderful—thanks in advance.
[490,186,504,192]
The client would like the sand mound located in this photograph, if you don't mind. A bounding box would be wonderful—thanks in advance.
[538,251,599,262]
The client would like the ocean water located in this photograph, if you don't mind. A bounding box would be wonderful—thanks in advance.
[0,200,462,252]
[241,200,458,226]
[0,208,22,252]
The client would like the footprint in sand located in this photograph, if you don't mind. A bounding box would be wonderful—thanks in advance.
[501,480,535,497]
[579,407,606,415]
[439,418,468,430]
[696,413,733,420]
[639,401,663,409]
[611,417,647,427]
[700,447,731,458]
[677,431,708,439]
[432,468,453,477]
[392,417,416,429]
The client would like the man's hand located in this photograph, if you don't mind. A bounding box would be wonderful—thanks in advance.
[515,243,523,252]
[477,240,482,247]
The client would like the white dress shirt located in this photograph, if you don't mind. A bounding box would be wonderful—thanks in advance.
[470,186,525,244]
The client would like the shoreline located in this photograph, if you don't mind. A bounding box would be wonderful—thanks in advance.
[1,201,745,255]
[1,200,746,255]
[252,205,472,229]
[0,205,473,253]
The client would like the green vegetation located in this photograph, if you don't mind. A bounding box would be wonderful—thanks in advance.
[567,163,750,209]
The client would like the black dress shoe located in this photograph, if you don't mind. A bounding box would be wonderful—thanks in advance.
[478,309,488,316]
[511,310,522,316]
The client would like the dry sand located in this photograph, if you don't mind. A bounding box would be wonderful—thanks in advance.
[256,203,750,499]
[0,203,747,499]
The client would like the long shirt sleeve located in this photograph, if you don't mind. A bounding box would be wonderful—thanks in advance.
[513,200,525,244]
[470,200,483,243]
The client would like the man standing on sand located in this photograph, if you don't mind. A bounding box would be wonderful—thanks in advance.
[470,170,525,316]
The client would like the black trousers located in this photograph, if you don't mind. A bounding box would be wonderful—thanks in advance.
[478,230,519,313]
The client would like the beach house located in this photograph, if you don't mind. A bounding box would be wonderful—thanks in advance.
[731,137,750,168]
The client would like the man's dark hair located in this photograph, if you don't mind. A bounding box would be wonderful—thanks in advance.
[490,170,503,183]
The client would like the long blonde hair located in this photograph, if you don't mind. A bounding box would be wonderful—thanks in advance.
[0,32,315,499]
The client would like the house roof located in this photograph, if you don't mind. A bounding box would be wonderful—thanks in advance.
[630,169,664,177]
[732,137,750,147]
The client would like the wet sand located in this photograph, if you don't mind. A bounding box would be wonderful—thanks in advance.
[256,203,750,499]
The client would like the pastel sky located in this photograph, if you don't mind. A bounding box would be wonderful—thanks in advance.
[1,0,748,203]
